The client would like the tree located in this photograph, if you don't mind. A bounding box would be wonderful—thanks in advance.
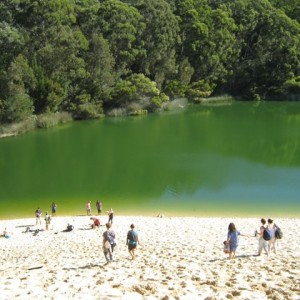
[97,0,146,77]
[109,73,169,112]
[127,0,180,88]
[224,0,300,99]
[175,0,240,94]
[1,55,35,123]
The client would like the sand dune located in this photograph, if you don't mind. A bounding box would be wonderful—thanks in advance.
[0,216,299,299]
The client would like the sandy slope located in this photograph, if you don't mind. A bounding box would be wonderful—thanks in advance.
[0,216,299,299]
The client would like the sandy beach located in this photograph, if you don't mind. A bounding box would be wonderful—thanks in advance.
[0,215,299,299]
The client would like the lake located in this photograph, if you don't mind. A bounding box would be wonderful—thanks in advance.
[1,101,300,219]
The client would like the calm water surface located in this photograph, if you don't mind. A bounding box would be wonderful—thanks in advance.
[1,101,300,219]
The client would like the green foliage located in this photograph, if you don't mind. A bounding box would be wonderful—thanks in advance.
[97,0,146,76]
[1,0,300,128]
[36,112,72,128]
[128,0,180,87]
[269,0,300,23]
[74,102,103,120]
[187,80,216,102]
[1,55,35,123]
[108,73,168,112]
[164,80,188,99]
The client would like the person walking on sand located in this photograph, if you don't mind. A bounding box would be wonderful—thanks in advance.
[96,200,102,215]
[35,208,42,225]
[227,222,247,259]
[126,224,141,260]
[267,219,277,254]
[51,202,57,217]
[107,208,114,224]
[45,211,51,230]
[257,218,269,256]
[102,223,116,263]
[86,201,91,216]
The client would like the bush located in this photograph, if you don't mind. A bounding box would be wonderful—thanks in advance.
[36,112,72,128]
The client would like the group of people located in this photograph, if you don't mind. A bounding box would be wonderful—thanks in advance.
[86,200,103,216]
[225,218,282,259]
[34,203,57,229]
[102,222,141,263]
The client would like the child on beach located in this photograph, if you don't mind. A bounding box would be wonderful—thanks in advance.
[2,227,11,239]
[226,222,247,259]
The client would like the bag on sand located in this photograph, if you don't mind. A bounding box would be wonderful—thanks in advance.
[223,241,230,253]
[263,227,272,241]
[275,224,283,239]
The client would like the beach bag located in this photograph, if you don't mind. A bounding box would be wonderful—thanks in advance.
[263,227,271,241]
[223,241,230,253]
[275,224,283,239]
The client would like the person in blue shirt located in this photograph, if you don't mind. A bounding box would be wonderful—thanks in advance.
[227,222,247,259]
[126,224,141,260]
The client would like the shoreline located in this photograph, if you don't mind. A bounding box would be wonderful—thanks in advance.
[1,210,300,221]
[1,216,299,299]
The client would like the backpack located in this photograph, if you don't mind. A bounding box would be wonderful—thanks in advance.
[263,227,272,241]
[106,230,115,245]
[275,224,283,239]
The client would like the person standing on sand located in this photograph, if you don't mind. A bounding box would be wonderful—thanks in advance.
[267,219,277,254]
[227,222,247,259]
[96,200,102,215]
[35,208,42,225]
[257,218,269,256]
[51,202,57,217]
[126,224,141,260]
[107,208,114,224]
[102,223,116,263]
[86,201,91,216]
[45,211,51,230]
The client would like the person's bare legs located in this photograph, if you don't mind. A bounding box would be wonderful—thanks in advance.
[129,249,135,259]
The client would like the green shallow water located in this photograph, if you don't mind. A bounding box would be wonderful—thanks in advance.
[1,101,300,219]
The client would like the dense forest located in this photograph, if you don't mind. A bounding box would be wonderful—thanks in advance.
[0,0,300,127]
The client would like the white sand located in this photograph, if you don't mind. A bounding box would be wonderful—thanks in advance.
[0,216,299,300]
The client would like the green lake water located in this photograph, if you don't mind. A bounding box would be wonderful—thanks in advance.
[1,101,300,219]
